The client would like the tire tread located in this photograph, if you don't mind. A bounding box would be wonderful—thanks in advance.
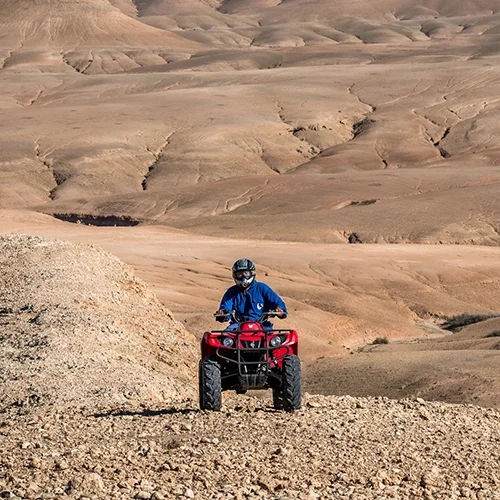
[282,355,302,411]
[199,356,222,411]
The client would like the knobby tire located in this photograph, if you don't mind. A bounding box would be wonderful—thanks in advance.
[282,355,302,411]
[199,356,222,411]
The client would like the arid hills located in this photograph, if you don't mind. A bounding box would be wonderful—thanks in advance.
[2,0,500,246]
[1,2,500,496]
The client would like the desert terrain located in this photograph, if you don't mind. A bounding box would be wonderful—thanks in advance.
[1,0,500,498]
[1,233,499,499]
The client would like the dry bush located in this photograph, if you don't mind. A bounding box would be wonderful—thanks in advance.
[372,337,389,345]
[442,313,500,332]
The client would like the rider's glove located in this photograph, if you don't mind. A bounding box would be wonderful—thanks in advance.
[274,307,287,319]
[215,310,228,322]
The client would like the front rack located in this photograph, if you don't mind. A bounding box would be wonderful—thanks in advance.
[213,329,293,378]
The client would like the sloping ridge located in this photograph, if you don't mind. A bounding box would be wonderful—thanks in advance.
[0,0,200,49]
[216,0,500,18]
[0,234,197,412]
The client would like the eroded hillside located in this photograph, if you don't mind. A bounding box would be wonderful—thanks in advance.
[1,0,500,244]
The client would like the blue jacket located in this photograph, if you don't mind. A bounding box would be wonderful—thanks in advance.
[219,281,287,322]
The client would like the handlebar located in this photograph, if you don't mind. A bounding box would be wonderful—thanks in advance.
[213,310,286,323]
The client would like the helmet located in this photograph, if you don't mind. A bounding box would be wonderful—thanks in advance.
[232,258,256,289]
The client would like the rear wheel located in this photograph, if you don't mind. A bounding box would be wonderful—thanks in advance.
[282,355,302,411]
[272,388,284,410]
[199,356,222,411]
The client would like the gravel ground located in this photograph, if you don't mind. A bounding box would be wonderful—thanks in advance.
[1,394,499,500]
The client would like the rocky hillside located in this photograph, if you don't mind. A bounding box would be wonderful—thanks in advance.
[0,234,197,412]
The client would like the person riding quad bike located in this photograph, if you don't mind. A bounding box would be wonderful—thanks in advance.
[199,259,301,411]
[215,258,288,329]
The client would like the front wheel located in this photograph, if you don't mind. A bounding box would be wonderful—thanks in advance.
[199,356,222,411]
[282,355,302,411]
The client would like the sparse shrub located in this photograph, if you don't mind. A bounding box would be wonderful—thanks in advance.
[351,199,377,206]
[372,337,389,345]
[442,312,500,332]
[486,331,500,338]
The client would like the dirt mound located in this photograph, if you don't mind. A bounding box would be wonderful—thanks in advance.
[0,234,197,413]
[1,395,499,498]
[0,0,199,49]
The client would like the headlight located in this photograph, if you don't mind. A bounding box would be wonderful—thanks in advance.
[270,335,283,347]
[222,336,234,347]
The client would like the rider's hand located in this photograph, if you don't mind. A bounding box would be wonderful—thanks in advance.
[274,307,287,319]
[214,310,227,322]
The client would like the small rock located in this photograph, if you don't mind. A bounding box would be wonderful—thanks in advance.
[28,457,41,469]
[151,493,165,500]
[307,401,322,408]
[135,492,151,500]
[430,465,441,476]
[184,489,195,498]
[80,473,105,492]
[139,480,154,492]
[26,482,39,495]
[56,460,69,470]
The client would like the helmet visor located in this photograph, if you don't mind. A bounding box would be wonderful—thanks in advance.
[234,270,253,279]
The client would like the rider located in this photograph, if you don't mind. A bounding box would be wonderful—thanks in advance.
[215,258,287,329]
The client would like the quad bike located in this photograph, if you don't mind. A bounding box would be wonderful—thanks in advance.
[199,310,301,411]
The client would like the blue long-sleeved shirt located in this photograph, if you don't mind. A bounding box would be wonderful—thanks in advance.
[219,281,287,322]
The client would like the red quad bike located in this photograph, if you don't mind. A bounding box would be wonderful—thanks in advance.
[199,310,301,411]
